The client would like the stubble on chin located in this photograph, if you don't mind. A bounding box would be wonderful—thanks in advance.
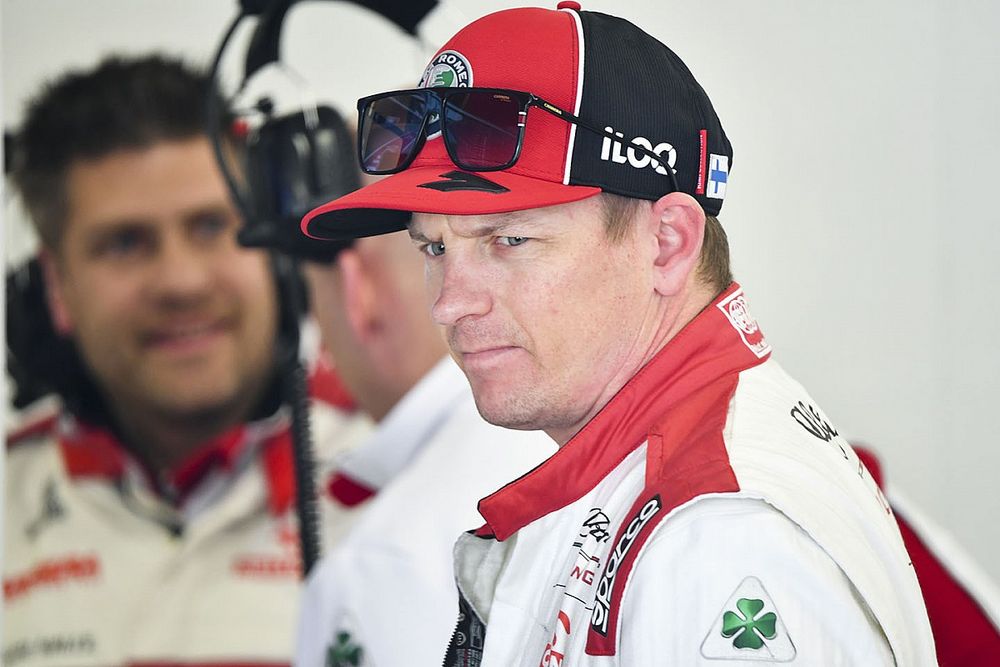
[469,376,574,435]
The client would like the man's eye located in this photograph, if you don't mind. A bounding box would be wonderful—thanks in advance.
[422,241,446,257]
[95,229,149,258]
[190,213,230,240]
[497,236,528,247]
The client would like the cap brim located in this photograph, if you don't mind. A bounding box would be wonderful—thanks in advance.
[301,166,602,241]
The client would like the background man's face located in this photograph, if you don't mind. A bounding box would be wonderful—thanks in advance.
[302,259,364,398]
[413,197,656,442]
[46,137,278,422]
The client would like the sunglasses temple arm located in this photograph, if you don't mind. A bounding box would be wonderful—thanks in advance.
[530,96,680,194]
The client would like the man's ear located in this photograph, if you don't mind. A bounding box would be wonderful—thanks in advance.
[38,249,75,335]
[648,192,706,297]
[336,247,377,344]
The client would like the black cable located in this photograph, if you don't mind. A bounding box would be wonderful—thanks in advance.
[273,251,322,577]
[280,350,322,577]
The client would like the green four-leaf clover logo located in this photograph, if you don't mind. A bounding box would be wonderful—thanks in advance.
[326,630,363,667]
[721,597,777,650]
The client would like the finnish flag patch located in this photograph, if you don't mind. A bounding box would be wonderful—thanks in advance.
[707,153,729,200]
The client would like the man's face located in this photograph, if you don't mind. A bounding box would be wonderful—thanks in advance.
[46,137,278,423]
[411,196,657,443]
[302,259,366,399]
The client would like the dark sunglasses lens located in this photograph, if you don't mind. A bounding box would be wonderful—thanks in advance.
[359,92,428,173]
[444,91,522,169]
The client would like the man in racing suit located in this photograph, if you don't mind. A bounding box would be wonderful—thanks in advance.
[298,3,936,664]
[3,55,370,666]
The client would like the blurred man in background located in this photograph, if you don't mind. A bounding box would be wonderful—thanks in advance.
[293,227,552,667]
[3,55,369,667]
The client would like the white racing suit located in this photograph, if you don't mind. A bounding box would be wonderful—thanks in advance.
[3,377,371,667]
[443,284,937,666]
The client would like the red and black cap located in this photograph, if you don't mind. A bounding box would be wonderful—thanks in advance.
[303,1,733,241]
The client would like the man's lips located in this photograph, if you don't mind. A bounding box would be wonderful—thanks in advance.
[457,345,521,369]
[141,319,231,353]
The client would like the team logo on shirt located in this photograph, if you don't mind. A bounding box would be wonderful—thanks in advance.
[3,555,100,601]
[3,632,97,666]
[542,508,613,664]
[231,521,301,578]
[25,478,66,539]
[723,598,777,649]
[790,401,839,442]
[578,507,612,545]
[700,576,796,661]
[326,630,364,667]
[591,496,662,636]
[717,289,771,358]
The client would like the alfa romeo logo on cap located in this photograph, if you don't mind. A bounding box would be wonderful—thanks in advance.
[419,50,474,88]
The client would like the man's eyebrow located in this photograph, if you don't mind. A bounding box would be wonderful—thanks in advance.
[181,203,231,221]
[408,211,542,242]
[477,211,541,230]
[83,217,152,238]
[407,225,431,243]
[460,213,545,237]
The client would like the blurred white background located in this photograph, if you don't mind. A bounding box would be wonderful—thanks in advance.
[2,0,998,583]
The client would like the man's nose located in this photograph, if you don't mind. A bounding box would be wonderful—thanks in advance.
[430,254,492,327]
[150,235,213,300]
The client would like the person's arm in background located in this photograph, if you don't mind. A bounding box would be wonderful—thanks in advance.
[855,446,1000,667]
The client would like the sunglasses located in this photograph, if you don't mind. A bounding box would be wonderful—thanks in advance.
[356,87,679,192]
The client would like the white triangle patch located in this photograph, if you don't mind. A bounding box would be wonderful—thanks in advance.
[700,576,796,662]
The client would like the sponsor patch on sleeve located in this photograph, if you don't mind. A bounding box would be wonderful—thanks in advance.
[700,576,796,661]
